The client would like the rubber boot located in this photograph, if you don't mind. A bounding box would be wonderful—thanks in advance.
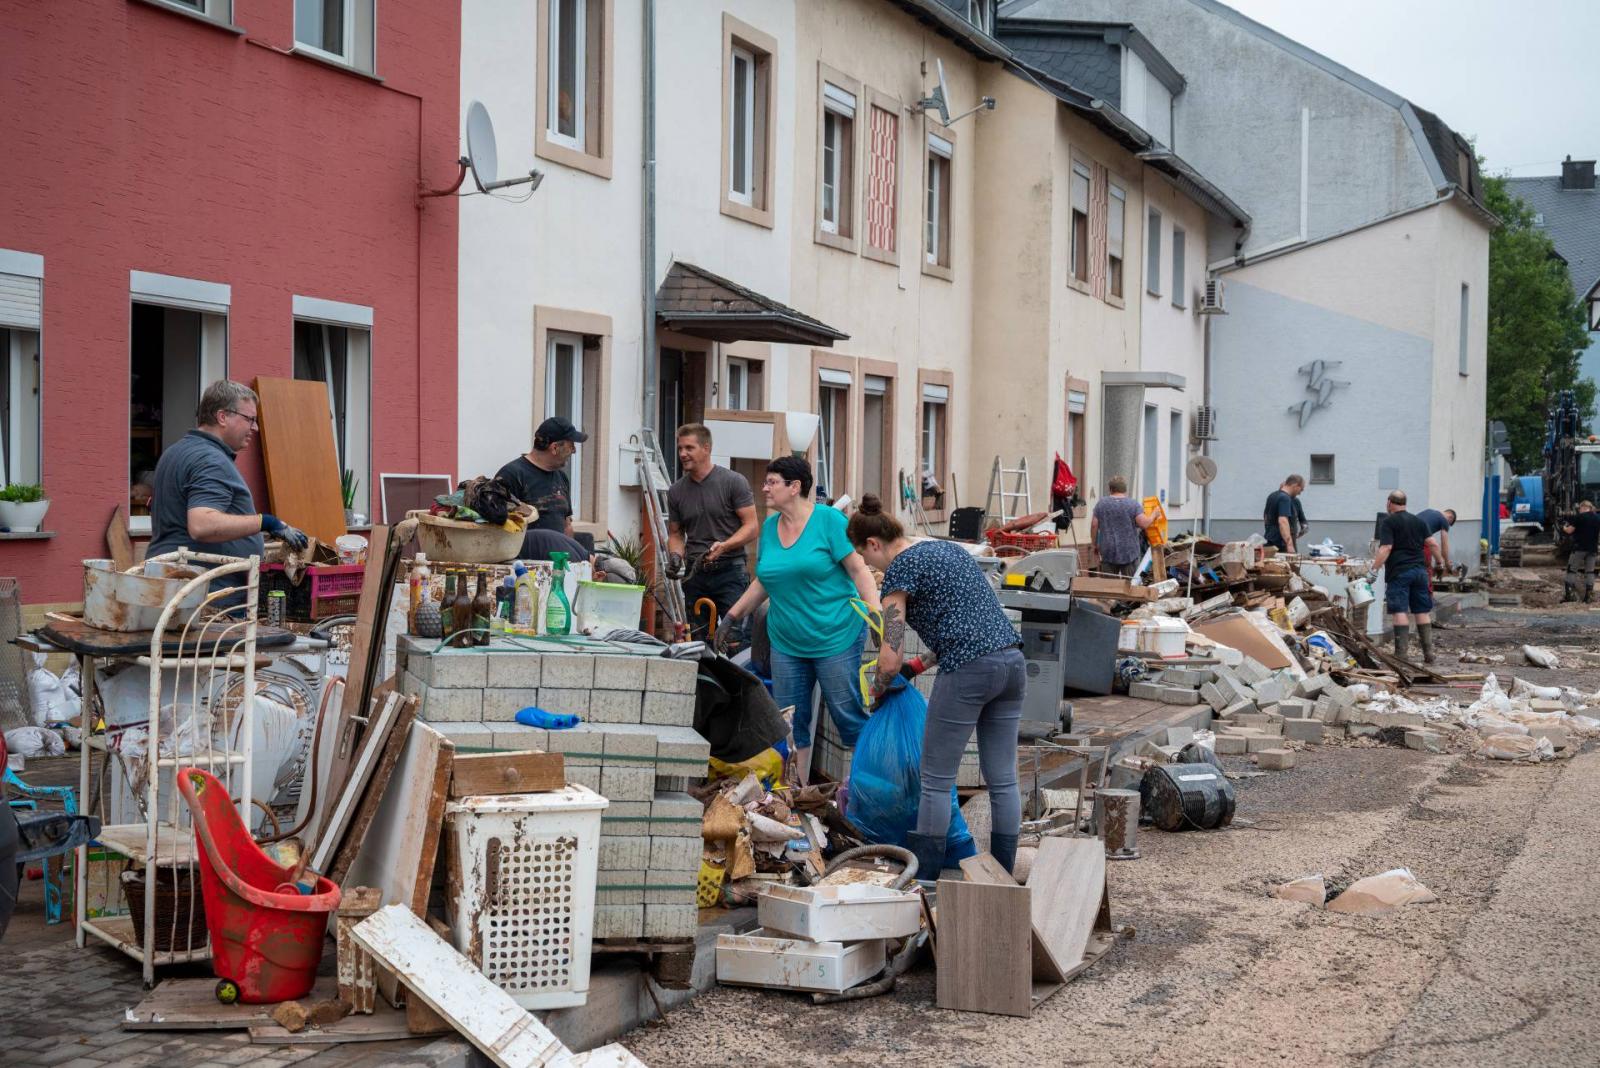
[904,831,948,888]
[1393,627,1410,660]
[989,833,1019,876]
[1416,623,1435,665]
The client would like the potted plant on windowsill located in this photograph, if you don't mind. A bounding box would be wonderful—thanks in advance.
[0,484,50,533]
[341,469,365,527]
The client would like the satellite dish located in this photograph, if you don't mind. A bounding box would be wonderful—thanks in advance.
[928,59,951,125]
[465,100,499,193]
[1186,455,1218,487]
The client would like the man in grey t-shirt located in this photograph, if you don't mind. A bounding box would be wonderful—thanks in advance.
[667,424,758,642]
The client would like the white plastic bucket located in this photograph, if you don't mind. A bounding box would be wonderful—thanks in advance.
[335,533,369,565]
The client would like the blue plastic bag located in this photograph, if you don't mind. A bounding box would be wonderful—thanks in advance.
[845,677,976,868]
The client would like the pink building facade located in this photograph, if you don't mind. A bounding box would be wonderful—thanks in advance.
[0,0,461,605]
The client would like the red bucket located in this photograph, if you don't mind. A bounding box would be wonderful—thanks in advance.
[178,768,341,1003]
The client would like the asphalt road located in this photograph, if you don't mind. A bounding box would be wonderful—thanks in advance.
[623,601,1600,1067]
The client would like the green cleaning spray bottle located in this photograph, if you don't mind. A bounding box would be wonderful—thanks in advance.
[546,551,573,636]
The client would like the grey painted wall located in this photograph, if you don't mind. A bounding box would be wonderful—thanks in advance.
[1208,280,1436,527]
[1021,0,1440,260]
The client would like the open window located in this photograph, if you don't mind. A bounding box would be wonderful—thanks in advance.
[818,76,858,248]
[546,331,592,519]
[1065,378,1088,510]
[0,254,42,490]
[924,131,953,277]
[293,0,376,73]
[538,0,612,177]
[292,299,372,520]
[722,15,777,226]
[725,355,764,411]
[1070,161,1090,286]
[815,367,851,503]
[1107,181,1126,300]
[918,373,951,512]
[859,367,895,505]
[128,272,228,498]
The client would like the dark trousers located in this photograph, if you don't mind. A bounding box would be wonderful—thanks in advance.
[683,563,750,642]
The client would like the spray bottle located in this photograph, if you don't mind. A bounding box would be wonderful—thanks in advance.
[546,551,573,635]
[512,562,537,629]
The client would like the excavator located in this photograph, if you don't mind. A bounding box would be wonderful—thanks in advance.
[1500,390,1600,565]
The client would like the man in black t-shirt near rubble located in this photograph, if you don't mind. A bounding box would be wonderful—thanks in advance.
[1370,490,1435,663]
[1561,500,1600,604]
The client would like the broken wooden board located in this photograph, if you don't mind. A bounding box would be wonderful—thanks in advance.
[248,999,412,1045]
[253,375,347,547]
[327,696,420,885]
[310,691,407,875]
[450,749,565,798]
[123,976,337,1030]
[960,852,1069,983]
[343,720,456,1005]
[349,905,570,1068]
[1069,576,1160,602]
[1027,836,1108,974]
[106,506,135,572]
[934,878,1035,1017]
[336,885,384,1014]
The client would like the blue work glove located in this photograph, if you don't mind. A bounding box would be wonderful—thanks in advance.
[261,513,309,551]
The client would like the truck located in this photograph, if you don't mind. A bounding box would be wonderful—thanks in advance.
[1501,390,1600,565]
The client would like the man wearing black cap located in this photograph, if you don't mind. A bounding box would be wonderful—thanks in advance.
[498,417,588,538]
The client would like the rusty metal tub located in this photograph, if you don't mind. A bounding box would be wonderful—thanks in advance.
[83,558,209,631]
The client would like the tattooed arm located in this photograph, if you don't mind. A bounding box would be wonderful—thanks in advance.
[874,591,909,695]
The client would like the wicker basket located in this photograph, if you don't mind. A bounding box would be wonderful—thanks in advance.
[122,867,208,954]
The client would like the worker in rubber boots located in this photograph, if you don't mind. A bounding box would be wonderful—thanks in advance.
[1370,490,1435,663]
[1561,500,1600,604]
[847,496,1025,876]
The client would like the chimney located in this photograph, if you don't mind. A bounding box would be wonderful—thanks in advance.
[1561,155,1596,190]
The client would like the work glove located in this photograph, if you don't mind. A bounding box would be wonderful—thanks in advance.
[713,616,738,655]
[664,552,687,580]
[261,513,309,551]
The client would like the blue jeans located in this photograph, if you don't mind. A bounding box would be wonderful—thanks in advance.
[770,626,867,749]
[919,647,1024,842]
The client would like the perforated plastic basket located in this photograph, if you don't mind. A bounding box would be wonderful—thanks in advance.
[442,785,608,1009]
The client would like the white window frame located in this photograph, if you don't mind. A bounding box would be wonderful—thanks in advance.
[545,331,586,518]
[1142,403,1159,498]
[148,0,234,23]
[1107,181,1126,299]
[129,271,230,467]
[820,83,856,236]
[1168,410,1183,506]
[921,382,948,482]
[0,251,43,490]
[1069,161,1091,284]
[729,46,757,205]
[726,356,751,410]
[967,0,992,34]
[295,0,355,64]
[293,296,373,518]
[816,372,851,501]
[926,134,952,267]
[547,0,588,151]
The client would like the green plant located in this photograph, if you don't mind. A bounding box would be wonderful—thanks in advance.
[605,532,647,571]
[341,469,359,510]
[0,483,44,504]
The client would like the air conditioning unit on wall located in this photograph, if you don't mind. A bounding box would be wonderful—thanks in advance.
[1192,406,1218,442]
[1197,279,1227,315]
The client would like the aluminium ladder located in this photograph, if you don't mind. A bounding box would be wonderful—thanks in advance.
[631,429,688,633]
[985,456,1033,527]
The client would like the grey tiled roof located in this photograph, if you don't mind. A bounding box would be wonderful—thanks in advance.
[1001,29,1122,106]
[1409,104,1483,202]
[1507,175,1600,299]
[655,262,849,345]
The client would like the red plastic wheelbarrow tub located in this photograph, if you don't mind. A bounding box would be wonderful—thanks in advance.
[178,767,341,1003]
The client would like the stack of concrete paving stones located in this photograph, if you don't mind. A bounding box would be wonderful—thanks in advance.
[397,637,708,940]
[1132,656,1372,772]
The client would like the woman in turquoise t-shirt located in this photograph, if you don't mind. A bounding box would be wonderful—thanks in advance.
[722,456,880,784]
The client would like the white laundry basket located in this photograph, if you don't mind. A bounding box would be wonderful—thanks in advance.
[443,784,608,1009]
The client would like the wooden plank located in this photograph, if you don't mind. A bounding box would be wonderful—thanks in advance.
[336,886,384,1014]
[343,720,456,1006]
[960,853,1069,983]
[934,878,1034,1017]
[1027,836,1106,974]
[107,506,135,572]
[450,750,565,798]
[123,977,337,1030]
[348,905,571,1068]
[310,692,406,874]
[327,696,420,885]
[252,375,348,546]
[247,1001,412,1045]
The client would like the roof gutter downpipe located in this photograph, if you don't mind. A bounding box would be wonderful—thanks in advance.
[641,0,658,435]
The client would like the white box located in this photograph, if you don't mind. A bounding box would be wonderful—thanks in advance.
[443,785,608,1010]
[757,883,923,943]
[715,929,886,993]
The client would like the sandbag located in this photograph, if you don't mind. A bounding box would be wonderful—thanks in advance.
[846,677,975,867]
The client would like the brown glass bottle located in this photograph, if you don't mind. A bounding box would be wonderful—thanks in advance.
[470,570,492,647]
[441,571,457,637]
[452,568,474,647]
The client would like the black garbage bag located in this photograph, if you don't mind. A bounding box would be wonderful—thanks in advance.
[693,652,788,765]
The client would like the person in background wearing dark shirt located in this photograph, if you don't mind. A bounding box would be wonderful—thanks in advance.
[496,417,590,561]
[667,424,759,643]
[1369,490,1434,662]
[1417,506,1457,574]
[1560,500,1600,604]
[1262,474,1305,553]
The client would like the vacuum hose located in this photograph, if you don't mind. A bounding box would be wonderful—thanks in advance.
[810,844,924,1003]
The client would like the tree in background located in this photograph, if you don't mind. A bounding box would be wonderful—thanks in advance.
[1484,172,1595,472]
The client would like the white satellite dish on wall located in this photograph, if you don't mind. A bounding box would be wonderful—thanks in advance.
[423,100,543,199]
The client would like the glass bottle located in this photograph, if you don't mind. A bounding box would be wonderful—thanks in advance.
[471,570,493,647]
[441,571,457,638]
[452,568,474,647]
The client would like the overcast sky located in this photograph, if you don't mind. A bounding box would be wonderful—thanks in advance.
[1220,0,1600,177]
